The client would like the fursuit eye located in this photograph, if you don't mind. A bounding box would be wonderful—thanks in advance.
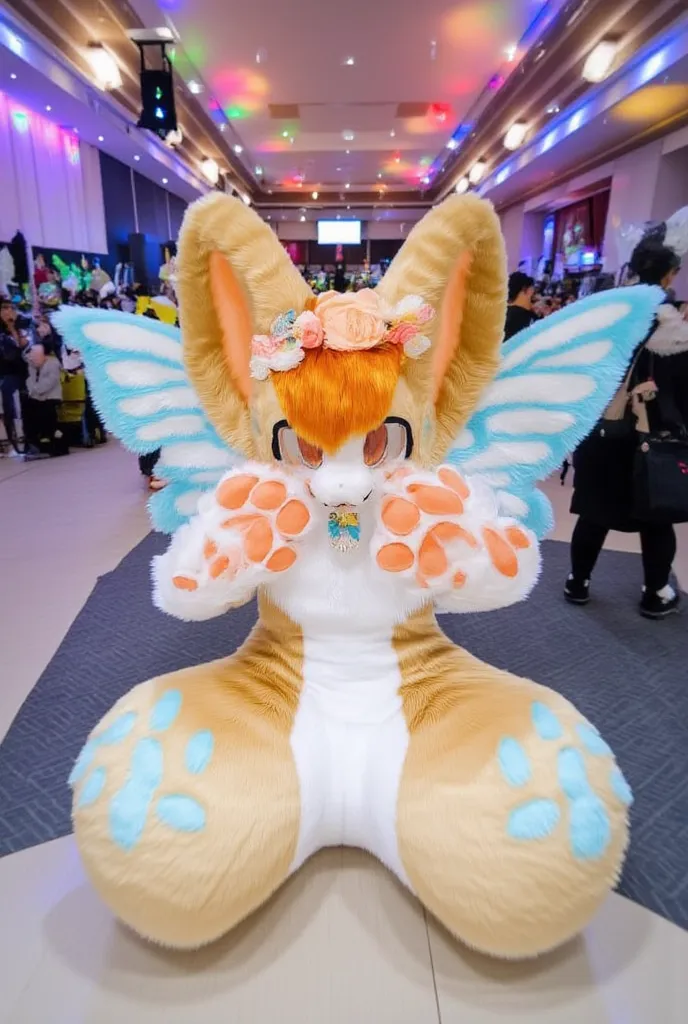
[363,420,411,467]
[274,424,323,468]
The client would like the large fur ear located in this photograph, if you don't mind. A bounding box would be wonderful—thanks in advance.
[376,195,506,462]
[176,193,312,454]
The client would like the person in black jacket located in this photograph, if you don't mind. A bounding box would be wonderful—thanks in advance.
[503,272,537,341]
[0,299,29,454]
[566,238,687,619]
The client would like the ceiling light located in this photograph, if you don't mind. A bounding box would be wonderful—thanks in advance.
[336,214,341,220]
[345,182,350,189]
[377,172,383,179]
[85,44,122,91]
[187,79,203,95]
[282,130,289,138]
[582,39,618,83]
[336,166,341,171]
[421,175,430,186]
[45,105,52,112]
[7,32,23,55]
[446,138,458,150]
[166,127,183,147]
[503,121,528,150]
[430,40,438,61]
[344,57,355,66]
[255,165,263,175]
[201,157,220,185]
[311,190,319,199]
[266,215,271,220]
[10,73,17,80]
[389,130,396,138]
[162,177,168,184]
[133,154,140,161]
[394,156,400,164]
[546,102,560,114]
[469,159,486,184]
[345,149,350,155]
[255,48,267,64]
[73,128,79,134]
[219,123,227,132]
[455,176,469,194]
[504,43,518,62]
[97,134,104,142]
[342,130,355,142]
[346,205,350,210]
[300,215,306,222]
[242,193,251,206]
[233,144,243,154]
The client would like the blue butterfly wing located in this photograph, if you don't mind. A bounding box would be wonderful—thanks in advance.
[51,308,239,532]
[446,285,664,536]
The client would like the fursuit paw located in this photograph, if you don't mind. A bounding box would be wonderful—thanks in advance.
[153,465,313,619]
[372,466,540,612]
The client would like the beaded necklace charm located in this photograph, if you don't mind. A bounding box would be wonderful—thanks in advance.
[328,507,361,552]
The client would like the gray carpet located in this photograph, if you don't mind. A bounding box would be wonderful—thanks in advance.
[1,534,686,931]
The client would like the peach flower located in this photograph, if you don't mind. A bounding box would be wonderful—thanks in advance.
[315,289,388,352]
[294,310,324,349]
[386,321,418,348]
[251,334,281,359]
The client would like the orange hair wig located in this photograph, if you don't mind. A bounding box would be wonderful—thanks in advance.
[272,343,404,453]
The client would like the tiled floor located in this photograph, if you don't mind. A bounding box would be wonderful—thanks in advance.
[1,444,686,1023]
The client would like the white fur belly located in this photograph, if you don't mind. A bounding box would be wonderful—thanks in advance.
[288,631,412,887]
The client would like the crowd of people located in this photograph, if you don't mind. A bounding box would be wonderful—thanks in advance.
[0,280,174,471]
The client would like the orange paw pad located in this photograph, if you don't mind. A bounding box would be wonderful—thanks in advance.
[172,575,197,592]
[252,480,287,511]
[217,474,259,510]
[209,555,232,579]
[244,518,273,562]
[418,533,448,578]
[506,526,531,550]
[377,543,414,573]
[428,521,477,548]
[203,539,217,560]
[276,500,311,537]
[453,570,467,588]
[266,547,297,572]
[438,467,470,501]
[381,496,421,536]
[407,484,463,516]
[483,527,519,578]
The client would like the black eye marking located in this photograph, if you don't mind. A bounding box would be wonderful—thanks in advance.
[272,420,289,460]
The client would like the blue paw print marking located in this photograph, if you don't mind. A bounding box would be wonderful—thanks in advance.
[500,703,632,860]
[69,689,214,851]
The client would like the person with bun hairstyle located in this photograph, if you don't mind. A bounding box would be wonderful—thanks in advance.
[566,235,688,619]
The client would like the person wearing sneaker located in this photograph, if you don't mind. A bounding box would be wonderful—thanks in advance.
[567,232,688,620]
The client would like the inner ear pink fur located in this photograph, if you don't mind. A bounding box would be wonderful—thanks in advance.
[209,251,253,402]
[431,250,472,402]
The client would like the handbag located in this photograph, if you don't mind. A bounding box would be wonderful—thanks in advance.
[632,351,688,523]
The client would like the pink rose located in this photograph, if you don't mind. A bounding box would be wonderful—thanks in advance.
[294,310,324,349]
[252,334,281,358]
[315,289,388,352]
[386,321,418,347]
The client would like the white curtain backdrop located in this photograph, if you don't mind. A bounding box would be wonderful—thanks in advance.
[0,91,107,253]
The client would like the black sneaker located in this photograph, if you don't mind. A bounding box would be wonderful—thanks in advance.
[564,575,590,605]
[639,587,680,620]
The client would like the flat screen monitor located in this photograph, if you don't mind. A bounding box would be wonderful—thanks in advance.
[317,220,361,245]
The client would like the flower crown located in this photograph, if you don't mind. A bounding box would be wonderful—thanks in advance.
[250,289,435,381]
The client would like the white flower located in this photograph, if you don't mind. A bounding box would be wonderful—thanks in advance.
[403,333,432,359]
